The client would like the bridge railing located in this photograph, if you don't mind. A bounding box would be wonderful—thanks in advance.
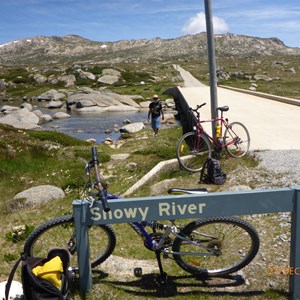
[73,186,300,299]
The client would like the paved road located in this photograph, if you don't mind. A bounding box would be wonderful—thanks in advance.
[175,66,300,151]
[174,65,207,87]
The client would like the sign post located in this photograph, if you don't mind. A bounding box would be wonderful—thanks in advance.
[204,0,218,138]
[73,186,300,298]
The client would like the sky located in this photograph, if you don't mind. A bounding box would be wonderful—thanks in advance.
[0,0,300,48]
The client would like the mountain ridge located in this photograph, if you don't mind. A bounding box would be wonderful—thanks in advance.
[0,33,299,66]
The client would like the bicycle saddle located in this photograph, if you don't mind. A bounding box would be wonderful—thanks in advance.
[217,106,229,112]
[168,188,208,195]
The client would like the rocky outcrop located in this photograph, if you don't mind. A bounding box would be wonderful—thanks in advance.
[66,89,140,112]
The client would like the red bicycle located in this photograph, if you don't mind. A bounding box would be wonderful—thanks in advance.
[176,103,250,172]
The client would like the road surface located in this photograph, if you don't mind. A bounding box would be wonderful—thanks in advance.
[175,65,300,151]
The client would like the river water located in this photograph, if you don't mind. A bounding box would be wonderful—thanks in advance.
[41,109,149,144]
[0,101,149,144]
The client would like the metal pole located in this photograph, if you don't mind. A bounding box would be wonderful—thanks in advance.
[204,0,218,139]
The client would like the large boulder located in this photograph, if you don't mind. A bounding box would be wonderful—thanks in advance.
[0,108,40,129]
[68,93,121,107]
[102,90,140,108]
[66,89,140,112]
[14,185,65,206]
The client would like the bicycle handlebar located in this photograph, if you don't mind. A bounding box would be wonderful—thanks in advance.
[189,103,206,114]
[91,146,110,212]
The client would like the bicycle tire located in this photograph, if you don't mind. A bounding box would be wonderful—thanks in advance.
[23,215,116,269]
[224,122,250,158]
[176,132,212,172]
[172,216,259,277]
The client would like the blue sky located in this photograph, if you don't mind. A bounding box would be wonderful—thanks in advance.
[1,0,300,47]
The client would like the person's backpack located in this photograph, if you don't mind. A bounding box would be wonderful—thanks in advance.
[199,157,226,185]
[5,249,72,300]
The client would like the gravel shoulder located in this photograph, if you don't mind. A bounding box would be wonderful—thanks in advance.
[256,149,300,187]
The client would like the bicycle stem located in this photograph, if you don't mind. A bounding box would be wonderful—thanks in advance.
[91,146,110,212]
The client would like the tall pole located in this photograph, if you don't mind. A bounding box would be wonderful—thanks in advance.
[204,0,218,139]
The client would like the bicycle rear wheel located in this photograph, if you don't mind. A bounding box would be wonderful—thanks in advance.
[224,122,250,158]
[176,132,212,172]
[23,215,116,270]
[172,216,259,277]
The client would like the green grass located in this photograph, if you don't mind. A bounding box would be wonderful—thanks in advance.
[0,124,291,299]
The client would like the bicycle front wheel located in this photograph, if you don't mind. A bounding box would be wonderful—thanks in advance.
[24,215,116,270]
[172,216,259,277]
[224,122,250,158]
[176,132,212,172]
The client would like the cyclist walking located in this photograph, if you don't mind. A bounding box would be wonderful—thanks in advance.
[148,95,164,138]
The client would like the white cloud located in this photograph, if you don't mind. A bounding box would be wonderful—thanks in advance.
[182,12,229,35]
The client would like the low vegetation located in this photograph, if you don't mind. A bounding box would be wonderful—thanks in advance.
[0,122,292,299]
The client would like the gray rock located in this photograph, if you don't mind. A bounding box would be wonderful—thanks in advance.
[14,185,65,206]
[56,74,76,87]
[68,93,122,107]
[120,122,145,133]
[20,103,33,110]
[47,100,63,108]
[66,89,140,112]
[33,109,43,118]
[102,68,121,76]
[0,105,19,113]
[77,69,96,80]
[0,108,40,129]
[33,73,47,84]
[39,114,53,124]
[98,74,119,85]
[102,91,140,108]
[53,112,71,119]
[140,101,151,109]
[106,105,139,112]
[38,89,66,101]
[253,74,273,81]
